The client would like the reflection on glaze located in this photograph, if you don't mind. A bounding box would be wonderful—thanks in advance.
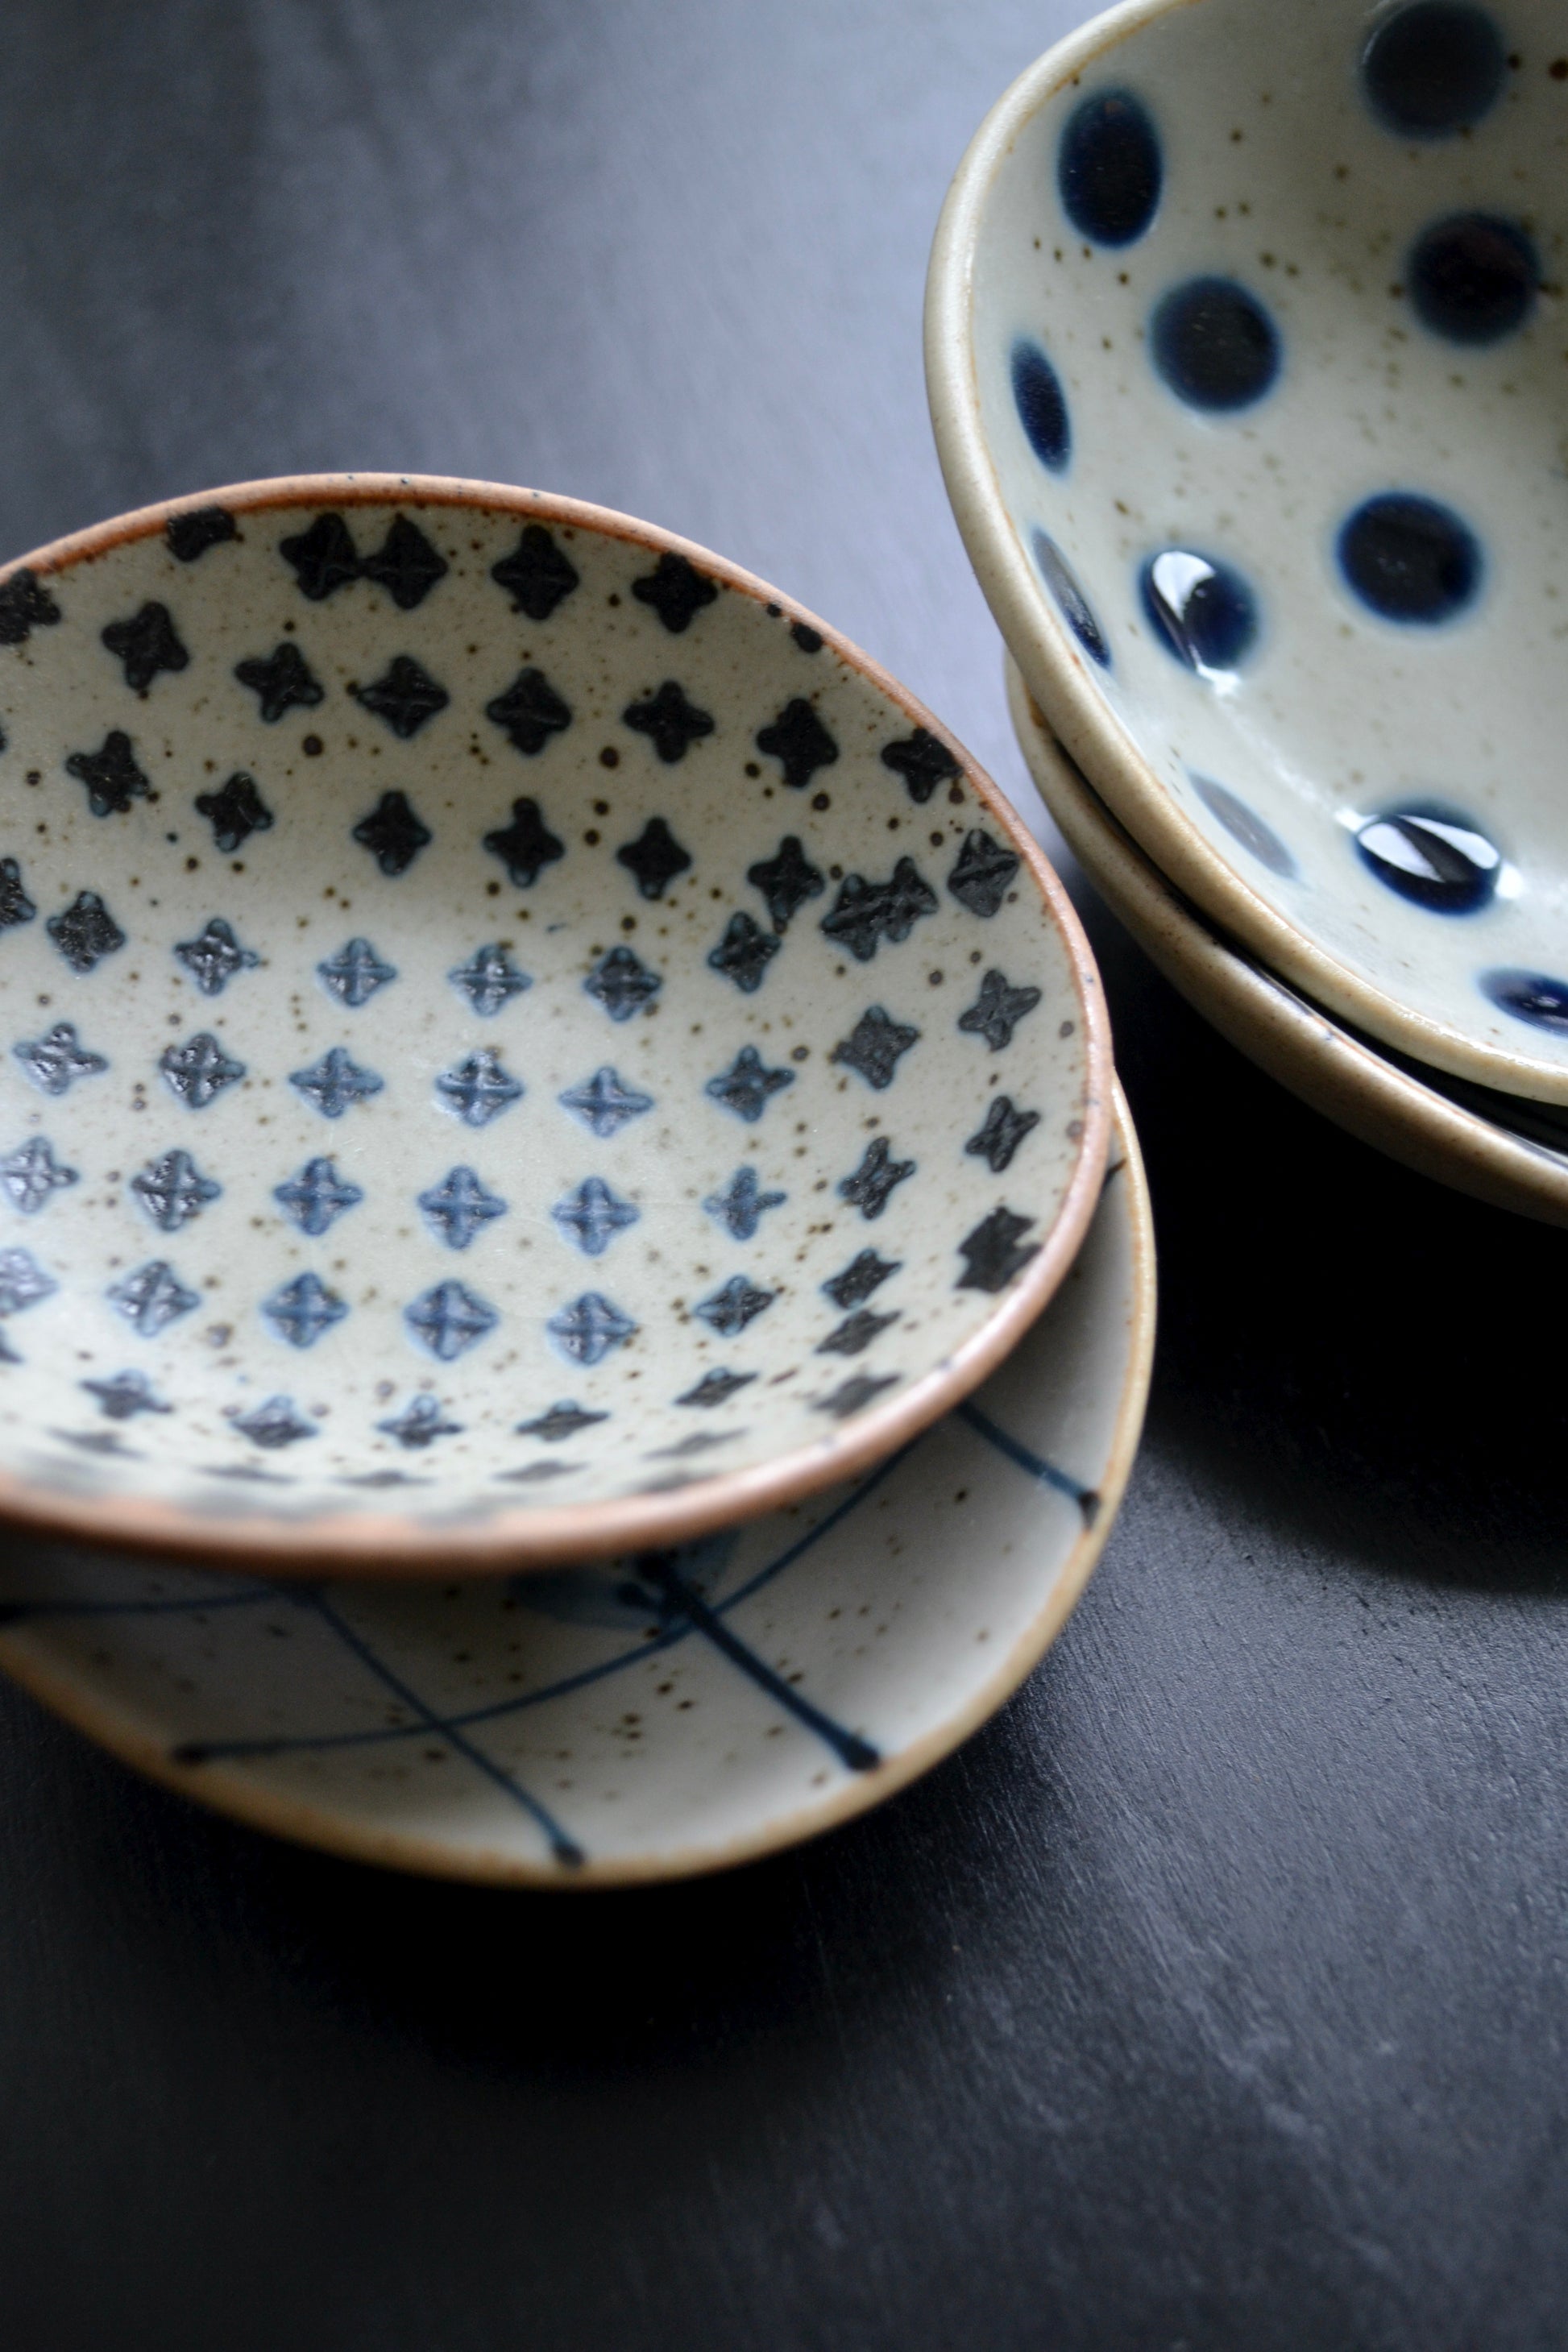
[1481,971,1568,1035]
[1361,1,1505,138]
[1337,494,1480,624]
[1409,213,1537,345]
[1151,277,1280,412]
[1010,340,1071,471]
[1355,805,1500,913]
[1191,774,1296,877]
[1032,531,1110,666]
[1056,89,1162,246]
[1140,550,1257,674]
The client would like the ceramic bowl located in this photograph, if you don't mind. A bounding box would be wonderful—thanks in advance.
[929,0,1568,1102]
[1008,659,1568,1224]
[0,1085,1152,1886]
[0,475,1110,1574]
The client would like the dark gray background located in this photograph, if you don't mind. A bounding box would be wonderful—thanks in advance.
[2,4,1566,2346]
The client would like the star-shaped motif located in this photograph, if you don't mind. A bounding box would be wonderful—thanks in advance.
[47,890,124,973]
[0,1246,55,1317]
[0,857,35,930]
[947,828,1021,918]
[622,680,716,763]
[0,1136,77,1214]
[694,1274,776,1337]
[631,552,718,633]
[317,937,397,1006]
[584,945,662,1022]
[516,1400,609,1441]
[109,1259,198,1336]
[957,969,1043,1053]
[831,1006,920,1091]
[351,788,433,876]
[547,1290,637,1366]
[881,727,962,804]
[351,654,449,739]
[755,696,838,790]
[81,1370,171,1420]
[419,1164,507,1250]
[163,1031,246,1109]
[965,1094,1041,1173]
[378,1393,463,1448]
[707,912,779,993]
[558,1066,653,1139]
[435,1047,522,1127]
[704,1044,794,1123]
[64,729,149,816]
[956,1206,1040,1294]
[263,1271,348,1348]
[359,514,448,610]
[279,512,360,599]
[234,1396,317,1449]
[746,835,824,933]
[166,506,236,563]
[0,566,60,645]
[491,524,579,620]
[812,1372,900,1419]
[274,1155,363,1236]
[616,817,692,900]
[483,795,564,886]
[677,1368,757,1408]
[234,641,324,722]
[816,1307,899,1357]
[290,1046,382,1119]
[195,770,274,852]
[101,600,188,693]
[15,1022,106,1097]
[406,1278,499,1361]
[823,1247,902,1308]
[550,1176,639,1258]
[174,916,259,998]
[645,1429,745,1461]
[819,857,937,963]
[131,1148,221,1232]
[838,1136,915,1217]
[703,1165,786,1241]
[484,666,572,756]
[448,944,530,1016]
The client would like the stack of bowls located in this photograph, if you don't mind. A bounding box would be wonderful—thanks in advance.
[927,0,1568,1223]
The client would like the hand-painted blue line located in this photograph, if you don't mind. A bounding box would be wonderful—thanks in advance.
[0,1586,279,1625]
[958,1401,1099,1526]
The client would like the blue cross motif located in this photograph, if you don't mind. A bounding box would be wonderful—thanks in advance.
[550,1176,640,1258]
[274,1156,364,1237]
[108,1259,197,1336]
[234,1396,317,1449]
[418,1166,507,1250]
[0,1135,77,1214]
[14,1023,107,1097]
[263,1271,349,1348]
[703,1165,786,1240]
[377,1393,464,1448]
[317,937,398,1006]
[434,1048,524,1127]
[404,1279,499,1361]
[131,1148,221,1233]
[448,944,532,1016]
[558,1066,653,1139]
[290,1047,384,1118]
[161,1031,247,1109]
[704,1044,795,1123]
[693,1273,776,1337]
[583,945,662,1022]
[547,1291,637,1365]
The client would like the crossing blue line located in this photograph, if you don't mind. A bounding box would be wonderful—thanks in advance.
[958,1401,1098,1524]
[0,1584,280,1625]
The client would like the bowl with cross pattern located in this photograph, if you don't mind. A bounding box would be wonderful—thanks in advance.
[0,475,1110,1572]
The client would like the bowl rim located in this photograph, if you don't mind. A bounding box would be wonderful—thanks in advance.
[924,0,1568,1108]
[0,471,1113,1575]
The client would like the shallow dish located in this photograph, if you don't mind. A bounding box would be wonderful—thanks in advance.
[929,0,1568,1101]
[1009,661,1568,1226]
[0,1086,1151,1887]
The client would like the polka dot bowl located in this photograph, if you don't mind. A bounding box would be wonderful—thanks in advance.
[927,0,1568,1102]
[0,476,1110,1574]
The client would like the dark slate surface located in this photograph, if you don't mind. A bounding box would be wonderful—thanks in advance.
[2,4,1566,2345]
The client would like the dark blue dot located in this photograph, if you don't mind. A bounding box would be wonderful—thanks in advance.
[1010,341,1071,471]
[1362,2,1505,137]
[1191,775,1296,877]
[1482,969,1568,1034]
[1338,494,1481,624]
[1057,89,1161,247]
[1032,532,1110,666]
[1151,278,1280,412]
[1141,550,1258,674]
[1355,803,1500,912]
[1410,213,1537,344]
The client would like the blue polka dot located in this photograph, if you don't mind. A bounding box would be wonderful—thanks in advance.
[1191,775,1296,877]
[1338,494,1481,624]
[1010,340,1071,472]
[1355,804,1500,912]
[1151,278,1280,413]
[1141,550,1258,674]
[1362,2,1505,138]
[1482,969,1568,1034]
[1410,213,1537,344]
[1032,532,1110,666]
[1057,89,1161,247]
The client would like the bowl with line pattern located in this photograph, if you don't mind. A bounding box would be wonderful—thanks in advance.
[0,475,1110,1573]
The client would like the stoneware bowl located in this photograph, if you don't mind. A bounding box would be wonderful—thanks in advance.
[929,0,1568,1102]
[1008,659,1568,1224]
[0,475,1110,1574]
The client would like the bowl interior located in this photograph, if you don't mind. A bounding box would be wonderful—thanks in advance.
[946,0,1568,1096]
[0,481,1103,1564]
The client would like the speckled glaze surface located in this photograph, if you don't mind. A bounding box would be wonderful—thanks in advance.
[0,477,1110,1573]
[929,0,1568,1102]
[0,1087,1151,1887]
[1008,659,1568,1225]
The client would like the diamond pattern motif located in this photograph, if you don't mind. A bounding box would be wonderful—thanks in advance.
[352,789,432,876]
[584,946,662,1022]
[351,656,449,739]
[707,912,779,993]
[483,797,564,886]
[82,1371,170,1420]
[131,1149,221,1232]
[623,681,715,763]
[492,525,579,620]
[275,1156,363,1237]
[264,1271,349,1347]
[0,1247,56,1316]
[435,1049,523,1127]
[378,1394,463,1448]
[0,1137,77,1214]
[705,1045,794,1123]
[448,944,531,1015]
[419,1166,507,1251]
[196,771,274,853]
[547,1292,637,1365]
[703,1166,786,1241]
[102,600,188,692]
[558,1068,653,1139]
[747,836,824,932]
[838,1137,915,1218]
[235,1396,317,1448]
[15,1023,106,1097]
[485,667,571,755]
[317,938,397,1006]
[290,1046,382,1118]
[162,1031,246,1109]
[406,1280,499,1362]
[234,642,324,722]
[174,917,259,997]
[47,891,124,973]
[830,1006,920,1091]
[64,729,149,816]
[109,1259,199,1337]
[694,1275,775,1337]
[551,1177,639,1258]
[957,970,1042,1053]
